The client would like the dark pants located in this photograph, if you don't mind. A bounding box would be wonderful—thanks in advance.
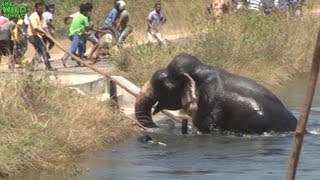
[13,39,28,64]
[117,26,133,48]
[0,40,13,55]
[43,32,55,52]
[0,40,14,66]
[28,35,52,69]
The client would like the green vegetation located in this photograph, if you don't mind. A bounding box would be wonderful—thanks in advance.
[0,74,134,177]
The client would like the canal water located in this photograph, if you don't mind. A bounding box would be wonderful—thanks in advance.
[10,78,320,180]
[79,78,320,180]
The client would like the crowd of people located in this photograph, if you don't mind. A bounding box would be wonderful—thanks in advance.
[207,0,305,19]
[0,0,167,71]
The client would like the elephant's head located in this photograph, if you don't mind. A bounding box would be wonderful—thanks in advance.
[135,68,198,128]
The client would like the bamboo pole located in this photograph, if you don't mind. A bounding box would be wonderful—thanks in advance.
[44,33,183,124]
[44,33,135,95]
[285,28,320,180]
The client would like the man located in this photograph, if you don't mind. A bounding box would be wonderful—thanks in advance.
[43,3,56,52]
[287,0,304,16]
[0,13,9,27]
[147,3,167,46]
[104,0,122,27]
[64,3,93,27]
[0,18,18,69]
[116,0,132,48]
[64,3,97,57]
[61,4,91,67]
[28,2,54,71]
[206,0,234,19]
[12,17,27,65]
[87,0,123,61]
[21,3,30,38]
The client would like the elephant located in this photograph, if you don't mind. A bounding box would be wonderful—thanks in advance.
[135,53,297,134]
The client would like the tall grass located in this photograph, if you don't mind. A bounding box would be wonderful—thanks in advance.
[112,11,320,88]
[0,73,134,177]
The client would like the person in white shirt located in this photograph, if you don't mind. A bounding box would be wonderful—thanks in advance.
[21,3,30,38]
[43,3,56,52]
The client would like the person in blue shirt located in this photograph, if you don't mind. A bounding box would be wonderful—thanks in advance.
[104,0,121,27]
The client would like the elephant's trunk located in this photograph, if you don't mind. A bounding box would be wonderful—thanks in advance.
[135,81,158,128]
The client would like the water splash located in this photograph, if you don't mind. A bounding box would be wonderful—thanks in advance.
[307,129,320,135]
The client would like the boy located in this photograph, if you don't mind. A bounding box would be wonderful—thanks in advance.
[61,4,91,67]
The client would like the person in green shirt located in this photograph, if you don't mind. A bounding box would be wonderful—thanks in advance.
[61,3,91,67]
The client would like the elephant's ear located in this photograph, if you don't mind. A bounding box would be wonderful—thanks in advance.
[181,73,198,116]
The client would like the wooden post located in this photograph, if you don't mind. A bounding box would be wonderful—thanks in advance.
[285,28,320,180]
[109,79,118,107]
[182,119,188,134]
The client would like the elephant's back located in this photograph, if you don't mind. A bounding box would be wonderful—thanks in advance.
[216,70,297,133]
[220,88,297,133]
[219,69,282,104]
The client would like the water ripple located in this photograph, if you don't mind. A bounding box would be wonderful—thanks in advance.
[150,169,218,175]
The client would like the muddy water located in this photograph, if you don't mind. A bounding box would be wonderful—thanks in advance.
[80,78,320,180]
[9,78,320,180]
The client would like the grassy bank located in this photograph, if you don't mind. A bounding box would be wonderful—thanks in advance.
[112,11,320,89]
[0,73,135,177]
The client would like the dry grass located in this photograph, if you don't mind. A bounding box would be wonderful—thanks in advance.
[112,10,319,89]
[0,73,135,177]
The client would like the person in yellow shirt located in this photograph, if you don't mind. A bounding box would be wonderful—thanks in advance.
[27,2,54,71]
[12,18,27,64]
[12,19,23,42]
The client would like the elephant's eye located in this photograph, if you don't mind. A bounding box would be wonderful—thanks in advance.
[163,80,176,91]
[158,72,168,79]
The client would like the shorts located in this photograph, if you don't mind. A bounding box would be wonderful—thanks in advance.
[0,40,13,56]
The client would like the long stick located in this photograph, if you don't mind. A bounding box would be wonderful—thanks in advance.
[44,33,183,124]
[285,28,320,180]
[45,32,140,96]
